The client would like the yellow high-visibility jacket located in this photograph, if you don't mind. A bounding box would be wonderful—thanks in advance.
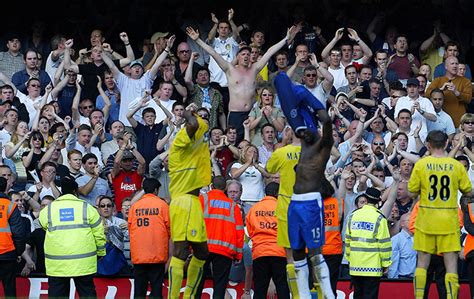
[345,204,392,277]
[39,194,106,277]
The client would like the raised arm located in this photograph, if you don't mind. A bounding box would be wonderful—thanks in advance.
[183,103,200,139]
[118,32,135,67]
[186,27,230,73]
[366,13,384,43]
[100,47,121,78]
[184,52,198,90]
[51,67,68,99]
[0,72,17,95]
[253,26,297,72]
[419,27,437,53]
[96,76,111,123]
[207,13,219,43]
[347,28,373,65]
[149,35,176,79]
[71,80,81,126]
[321,28,344,63]
[227,9,241,42]
[380,168,401,218]
[126,92,151,128]
[63,39,79,74]
[309,53,333,93]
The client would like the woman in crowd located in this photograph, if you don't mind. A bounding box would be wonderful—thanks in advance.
[247,86,285,146]
[5,121,31,188]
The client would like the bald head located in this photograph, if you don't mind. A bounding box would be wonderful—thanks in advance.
[400,212,411,230]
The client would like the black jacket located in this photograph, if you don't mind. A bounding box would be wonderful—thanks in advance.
[0,204,27,260]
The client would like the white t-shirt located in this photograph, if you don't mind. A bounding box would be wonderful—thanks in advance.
[116,71,154,126]
[328,64,348,90]
[208,36,239,87]
[305,83,329,108]
[128,96,175,125]
[231,162,265,202]
[394,96,435,141]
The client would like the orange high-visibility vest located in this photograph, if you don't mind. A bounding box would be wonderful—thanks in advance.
[128,194,170,264]
[246,196,286,260]
[464,203,474,258]
[0,199,16,255]
[322,197,344,255]
[200,189,244,260]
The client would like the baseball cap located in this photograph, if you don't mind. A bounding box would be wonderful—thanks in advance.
[130,59,143,69]
[150,32,169,44]
[406,78,419,86]
[121,150,134,160]
[5,33,20,42]
[237,46,252,55]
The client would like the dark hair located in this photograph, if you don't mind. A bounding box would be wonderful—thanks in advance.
[225,125,237,134]
[30,130,45,148]
[260,123,275,135]
[397,109,412,118]
[212,176,226,191]
[142,107,156,117]
[26,78,40,87]
[89,109,103,118]
[82,153,98,164]
[194,66,210,80]
[368,78,381,86]
[445,41,459,50]
[0,84,14,92]
[143,177,161,193]
[429,88,444,98]
[456,155,469,164]
[210,126,224,135]
[389,81,405,92]
[375,49,388,58]
[303,65,318,73]
[49,122,65,136]
[61,176,78,195]
[172,101,185,110]
[78,124,92,133]
[265,182,279,197]
[320,178,335,199]
[426,130,448,149]
[0,177,7,193]
[274,50,288,59]
[395,34,408,42]
[41,161,56,172]
[344,64,357,76]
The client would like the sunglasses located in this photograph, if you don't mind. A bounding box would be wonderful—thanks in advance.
[81,105,94,109]
[373,142,384,146]
[32,137,41,141]
[305,74,317,78]
[464,122,474,125]
[30,84,41,88]
[162,63,171,67]
[261,93,273,97]
[100,204,112,208]
[179,50,190,53]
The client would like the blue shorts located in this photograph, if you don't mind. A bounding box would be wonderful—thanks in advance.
[274,72,325,134]
[288,192,325,250]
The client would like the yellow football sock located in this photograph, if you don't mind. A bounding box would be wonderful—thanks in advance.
[286,263,300,299]
[168,257,185,299]
[414,268,427,299]
[445,272,459,299]
[183,256,206,299]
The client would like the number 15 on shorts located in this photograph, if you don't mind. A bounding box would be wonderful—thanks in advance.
[312,227,321,242]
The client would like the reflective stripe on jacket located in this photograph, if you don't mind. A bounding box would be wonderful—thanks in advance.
[200,189,244,260]
[0,199,15,255]
[464,203,474,258]
[322,197,344,255]
[345,204,392,277]
[39,194,106,277]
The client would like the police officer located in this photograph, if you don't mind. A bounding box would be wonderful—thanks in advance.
[0,177,26,297]
[345,187,392,299]
[39,177,106,297]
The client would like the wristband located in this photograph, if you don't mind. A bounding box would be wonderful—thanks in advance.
[111,50,114,54]
[164,48,170,53]
[124,43,130,46]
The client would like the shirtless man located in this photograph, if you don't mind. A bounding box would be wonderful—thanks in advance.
[186,26,297,142]
[275,72,335,299]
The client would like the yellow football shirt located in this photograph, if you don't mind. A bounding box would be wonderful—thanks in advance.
[169,116,211,198]
[408,156,472,234]
[266,144,301,221]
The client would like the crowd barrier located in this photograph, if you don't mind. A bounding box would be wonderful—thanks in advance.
[1,277,470,298]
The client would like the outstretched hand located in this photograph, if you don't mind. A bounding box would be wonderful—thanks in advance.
[186,27,200,41]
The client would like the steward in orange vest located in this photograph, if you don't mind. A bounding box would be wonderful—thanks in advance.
[196,176,244,299]
[320,179,344,297]
[246,182,290,299]
[128,178,170,298]
[0,177,27,297]
[461,195,474,298]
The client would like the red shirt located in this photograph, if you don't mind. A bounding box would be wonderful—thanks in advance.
[112,170,143,211]
[215,147,235,174]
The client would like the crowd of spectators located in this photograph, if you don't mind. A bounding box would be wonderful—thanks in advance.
[1,1,474,297]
